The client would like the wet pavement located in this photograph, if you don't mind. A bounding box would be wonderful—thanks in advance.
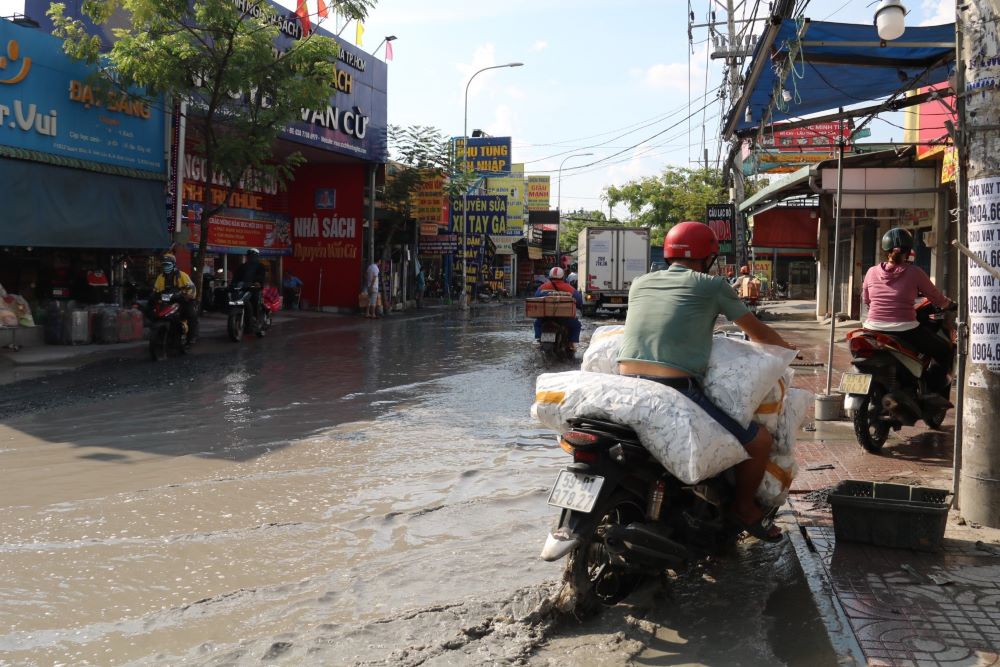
[0,305,841,666]
[773,319,1000,667]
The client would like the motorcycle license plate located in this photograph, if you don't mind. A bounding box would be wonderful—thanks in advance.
[540,332,557,342]
[840,372,873,395]
[547,471,604,513]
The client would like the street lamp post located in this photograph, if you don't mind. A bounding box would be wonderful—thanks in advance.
[460,62,523,309]
[555,152,593,263]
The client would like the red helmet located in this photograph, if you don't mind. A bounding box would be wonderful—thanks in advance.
[664,221,720,260]
[740,265,750,275]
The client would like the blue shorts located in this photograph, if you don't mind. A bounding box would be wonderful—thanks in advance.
[626,375,760,446]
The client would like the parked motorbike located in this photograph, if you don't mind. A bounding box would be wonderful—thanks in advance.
[261,286,283,332]
[540,416,777,610]
[226,283,264,342]
[842,299,956,452]
[148,290,192,361]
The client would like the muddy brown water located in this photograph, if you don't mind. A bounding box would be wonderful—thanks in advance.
[0,307,837,665]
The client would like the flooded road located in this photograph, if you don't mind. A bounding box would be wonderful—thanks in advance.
[0,306,837,665]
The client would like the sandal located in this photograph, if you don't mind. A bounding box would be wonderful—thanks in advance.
[731,513,783,543]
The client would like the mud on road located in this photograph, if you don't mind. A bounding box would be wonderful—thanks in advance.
[0,308,837,665]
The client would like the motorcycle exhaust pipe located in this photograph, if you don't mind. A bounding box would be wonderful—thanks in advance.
[605,523,689,568]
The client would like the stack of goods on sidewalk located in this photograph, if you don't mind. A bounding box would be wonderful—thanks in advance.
[42,301,145,346]
[532,325,813,503]
[0,284,36,328]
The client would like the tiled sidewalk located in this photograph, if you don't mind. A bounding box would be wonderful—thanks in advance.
[776,321,1000,666]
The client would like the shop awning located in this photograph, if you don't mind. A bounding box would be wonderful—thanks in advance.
[724,19,955,139]
[0,159,169,248]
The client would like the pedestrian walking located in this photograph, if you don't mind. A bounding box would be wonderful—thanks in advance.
[365,260,380,318]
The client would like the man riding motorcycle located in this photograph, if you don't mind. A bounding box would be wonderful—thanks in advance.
[151,253,198,342]
[534,267,583,352]
[861,228,956,391]
[232,248,267,334]
[617,221,795,542]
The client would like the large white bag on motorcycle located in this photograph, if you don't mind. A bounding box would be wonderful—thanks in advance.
[756,454,799,507]
[581,325,625,375]
[774,388,813,456]
[753,369,794,432]
[755,387,813,506]
[701,337,798,428]
[532,371,749,484]
[582,328,796,429]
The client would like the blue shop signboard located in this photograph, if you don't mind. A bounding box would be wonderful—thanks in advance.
[453,136,512,175]
[25,0,387,163]
[0,19,164,172]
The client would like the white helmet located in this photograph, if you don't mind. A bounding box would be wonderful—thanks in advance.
[567,272,578,286]
[548,267,565,280]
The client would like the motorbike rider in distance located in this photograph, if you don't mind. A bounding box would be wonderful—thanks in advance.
[534,267,583,352]
[862,228,956,393]
[617,221,795,542]
[233,248,267,334]
[151,253,199,343]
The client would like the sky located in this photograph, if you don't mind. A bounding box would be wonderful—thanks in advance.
[1,0,954,219]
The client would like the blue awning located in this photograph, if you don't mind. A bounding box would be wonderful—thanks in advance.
[725,18,955,138]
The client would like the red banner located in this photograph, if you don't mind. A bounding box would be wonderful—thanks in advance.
[771,122,852,153]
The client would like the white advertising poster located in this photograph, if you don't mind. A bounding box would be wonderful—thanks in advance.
[967,176,1000,372]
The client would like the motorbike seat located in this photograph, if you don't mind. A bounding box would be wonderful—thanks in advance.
[850,328,929,366]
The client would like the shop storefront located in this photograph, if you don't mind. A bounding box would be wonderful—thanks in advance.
[26,0,388,312]
[0,17,168,321]
[748,206,819,298]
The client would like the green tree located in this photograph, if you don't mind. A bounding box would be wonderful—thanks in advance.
[604,167,727,246]
[49,0,374,296]
[559,209,608,252]
[380,125,478,256]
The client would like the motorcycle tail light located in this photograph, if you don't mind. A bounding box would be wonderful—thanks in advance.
[573,449,599,464]
[562,431,598,447]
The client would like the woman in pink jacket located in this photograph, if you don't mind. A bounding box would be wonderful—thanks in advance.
[861,228,956,390]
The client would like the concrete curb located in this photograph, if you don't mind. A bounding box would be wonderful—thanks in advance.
[782,509,866,666]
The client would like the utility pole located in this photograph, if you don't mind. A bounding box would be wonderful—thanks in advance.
[958,0,1000,527]
[723,0,747,268]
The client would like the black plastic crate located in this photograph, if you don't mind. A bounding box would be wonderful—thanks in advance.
[829,480,951,552]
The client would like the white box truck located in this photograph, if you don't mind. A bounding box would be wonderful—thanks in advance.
[577,226,650,315]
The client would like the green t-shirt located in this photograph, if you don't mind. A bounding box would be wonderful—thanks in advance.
[618,264,750,380]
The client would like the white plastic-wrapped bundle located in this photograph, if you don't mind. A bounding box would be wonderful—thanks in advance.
[756,454,799,507]
[774,388,813,456]
[580,325,625,375]
[580,328,796,429]
[532,371,749,484]
[702,337,799,428]
[753,369,794,432]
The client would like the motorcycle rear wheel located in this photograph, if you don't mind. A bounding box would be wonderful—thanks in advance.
[149,324,169,362]
[228,311,244,342]
[854,382,890,452]
[561,491,645,611]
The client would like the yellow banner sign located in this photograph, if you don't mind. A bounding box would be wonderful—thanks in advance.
[486,176,525,234]
[527,175,550,211]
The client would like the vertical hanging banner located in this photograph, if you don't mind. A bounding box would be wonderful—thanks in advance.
[450,195,507,288]
[485,176,525,234]
[527,175,551,211]
[967,176,1000,372]
[706,203,735,255]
